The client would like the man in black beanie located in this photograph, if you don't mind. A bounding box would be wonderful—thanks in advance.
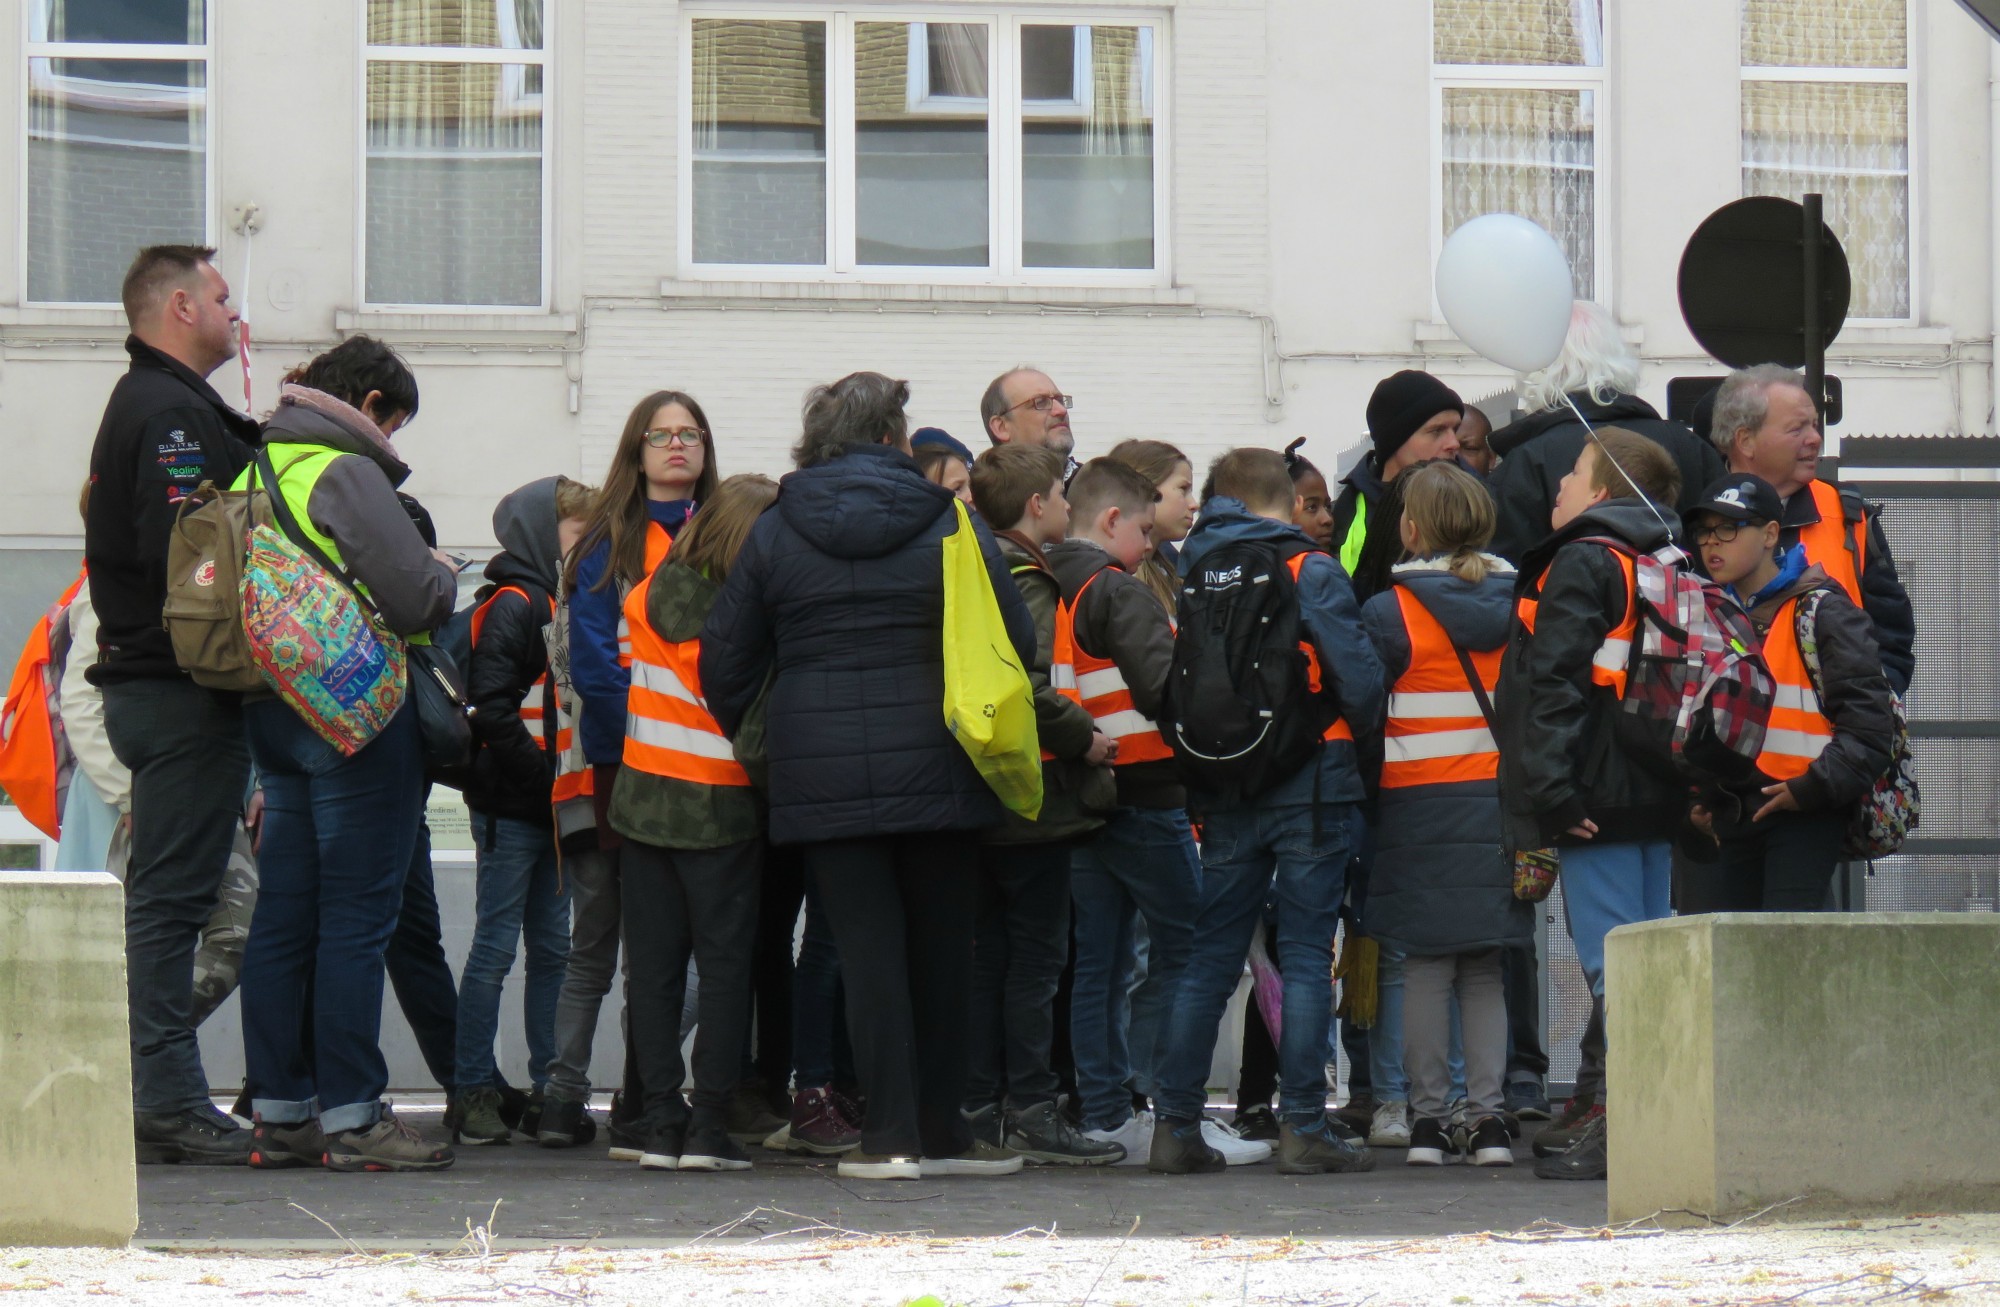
[1329,370,1463,602]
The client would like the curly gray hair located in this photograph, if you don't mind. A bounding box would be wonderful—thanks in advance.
[1708,364,1806,455]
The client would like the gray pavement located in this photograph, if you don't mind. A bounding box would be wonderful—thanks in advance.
[137,1112,1606,1249]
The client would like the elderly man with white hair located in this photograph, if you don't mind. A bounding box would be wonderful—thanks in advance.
[1487,302,1726,564]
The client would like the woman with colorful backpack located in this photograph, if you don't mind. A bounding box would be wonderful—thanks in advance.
[231,337,460,1173]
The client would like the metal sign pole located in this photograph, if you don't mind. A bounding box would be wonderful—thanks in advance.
[1803,191,1826,418]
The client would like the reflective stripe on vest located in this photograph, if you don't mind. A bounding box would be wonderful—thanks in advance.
[1051,568,1172,766]
[469,586,566,754]
[1284,553,1356,743]
[621,570,749,787]
[1381,585,1500,788]
[616,521,676,668]
[1754,594,1833,781]
[1798,479,1866,607]
[1515,548,1638,697]
[1338,505,1368,575]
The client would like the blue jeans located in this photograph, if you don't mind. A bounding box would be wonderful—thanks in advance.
[455,814,572,1092]
[1368,946,1466,1104]
[1155,803,1351,1124]
[1069,807,1200,1131]
[1559,840,1674,999]
[240,701,423,1135]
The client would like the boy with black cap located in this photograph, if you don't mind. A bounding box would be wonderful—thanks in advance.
[1333,370,1464,602]
[1683,472,1895,913]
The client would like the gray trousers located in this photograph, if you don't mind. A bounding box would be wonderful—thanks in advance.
[1402,948,1507,1122]
[545,847,620,1102]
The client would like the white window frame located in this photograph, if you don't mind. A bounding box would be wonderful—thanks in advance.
[358,3,553,313]
[1428,0,1609,312]
[21,3,215,308]
[1737,0,1917,326]
[679,7,1170,288]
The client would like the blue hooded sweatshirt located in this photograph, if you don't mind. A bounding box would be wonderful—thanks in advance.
[568,496,697,765]
[1176,497,1386,808]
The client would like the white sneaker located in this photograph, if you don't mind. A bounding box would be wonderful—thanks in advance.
[1200,1116,1274,1166]
[1083,1111,1153,1167]
[1368,1100,1412,1147]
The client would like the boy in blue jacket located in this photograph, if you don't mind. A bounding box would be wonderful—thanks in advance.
[1149,448,1385,1176]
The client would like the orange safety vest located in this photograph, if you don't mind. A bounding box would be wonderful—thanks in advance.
[1796,479,1867,607]
[1381,585,1501,789]
[1285,553,1356,744]
[620,571,749,787]
[615,521,676,668]
[0,568,85,840]
[1754,593,1833,782]
[468,584,570,763]
[1515,546,1639,698]
[1050,568,1173,766]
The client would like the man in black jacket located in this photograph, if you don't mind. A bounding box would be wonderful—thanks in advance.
[84,245,261,1164]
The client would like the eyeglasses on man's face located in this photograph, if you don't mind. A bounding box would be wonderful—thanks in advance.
[1003,392,1074,417]
[644,427,705,449]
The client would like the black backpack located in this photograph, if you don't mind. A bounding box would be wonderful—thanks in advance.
[1167,538,1331,801]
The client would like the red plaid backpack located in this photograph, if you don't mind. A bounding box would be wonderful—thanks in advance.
[1581,537,1776,787]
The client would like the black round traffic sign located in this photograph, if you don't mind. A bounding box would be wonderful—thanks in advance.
[1677,196,1849,369]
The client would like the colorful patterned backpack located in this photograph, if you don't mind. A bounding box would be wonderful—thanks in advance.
[1795,589,1920,859]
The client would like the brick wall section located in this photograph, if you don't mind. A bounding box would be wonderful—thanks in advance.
[25,139,204,303]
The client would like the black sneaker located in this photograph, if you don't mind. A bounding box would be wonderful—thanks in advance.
[1533,1115,1607,1181]
[1405,1115,1462,1166]
[678,1125,753,1172]
[1146,1116,1225,1175]
[639,1125,685,1171]
[1468,1115,1514,1167]
[1231,1104,1279,1143]
[135,1105,253,1166]
[1532,1099,1604,1158]
[249,1115,325,1169]
[1006,1101,1125,1166]
[1277,1115,1376,1175]
[607,1117,646,1163]
[962,1102,1004,1147]
[537,1097,598,1149]
[495,1082,538,1136]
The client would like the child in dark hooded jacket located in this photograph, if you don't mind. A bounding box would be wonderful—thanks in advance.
[1361,461,1530,1169]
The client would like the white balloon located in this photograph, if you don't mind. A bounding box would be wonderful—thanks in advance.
[1435,214,1575,374]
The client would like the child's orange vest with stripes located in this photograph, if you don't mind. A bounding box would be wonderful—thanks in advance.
[620,569,749,787]
[1381,585,1500,789]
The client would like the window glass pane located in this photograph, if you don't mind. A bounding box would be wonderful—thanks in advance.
[31,0,204,45]
[1021,25,1077,100]
[1442,87,1595,296]
[1021,25,1154,270]
[27,58,205,304]
[1742,0,1905,68]
[367,0,544,50]
[1742,80,1909,317]
[366,61,543,306]
[0,551,84,688]
[692,19,827,266]
[1433,0,1602,66]
[855,22,988,267]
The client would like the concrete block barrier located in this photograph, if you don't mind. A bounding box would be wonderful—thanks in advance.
[0,873,135,1247]
[1607,912,2000,1226]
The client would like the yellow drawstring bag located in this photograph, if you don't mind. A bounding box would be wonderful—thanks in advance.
[940,499,1043,819]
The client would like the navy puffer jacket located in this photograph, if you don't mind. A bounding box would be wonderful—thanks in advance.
[1361,558,1532,956]
[698,442,1036,847]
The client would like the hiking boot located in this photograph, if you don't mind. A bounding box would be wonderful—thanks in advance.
[249,1115,325,1169]
[1406,1115,1462,1166]
[1504,1075,1552,1121]
[838,1151,922,1181]
[962,1102,1004,1148]
[1147,1117,1225,1175]
[1468,1115,1514,1167]
[134,1105,253,1166]
[1083,1110,1153,1167]
[679,1125,753,1172]
[639,1124,685,1171]
[1231,1103,1280,1143]
[1277,1115,1376,1175]
[453,1087,511,1146]
[324,1107,454,1172]
[1331,1093,1377,1134]
[1367,1099,1412,1147]
[496,1082,539,1136]
[1005,1101,1124,1166]
[725,1086,787,1144]
[1201,1117,1274,1165]
[920,1138,1023,1177]
[1531,1099,1604,1158]
[786,1086,861,1155]
[1533,1115,1608,1181]
[537,1097,598,1149]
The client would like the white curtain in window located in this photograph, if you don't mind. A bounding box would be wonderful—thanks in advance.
[1742,80,1909,318]
[1442,87,1595,295]
[927,23,988,99]
[1433,0,1601,66]
[1021,25,1154,269]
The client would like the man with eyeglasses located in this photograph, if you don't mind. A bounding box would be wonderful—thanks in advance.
[981,369,1077,475]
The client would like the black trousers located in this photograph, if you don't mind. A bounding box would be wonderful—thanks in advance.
[807,833,979,1158]
[1683,811,1845,913]
[1238,917,1280,1108]
[621,838,763,1131]
[1501,938,1548,1080]
[749,846,806,1102]
[964,842,1072,1111]
[1573,996,1606,1102]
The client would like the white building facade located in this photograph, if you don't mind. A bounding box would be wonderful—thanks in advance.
[0,0,1990,634]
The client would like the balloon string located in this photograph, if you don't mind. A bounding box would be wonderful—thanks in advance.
[1560,393,1688,565]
